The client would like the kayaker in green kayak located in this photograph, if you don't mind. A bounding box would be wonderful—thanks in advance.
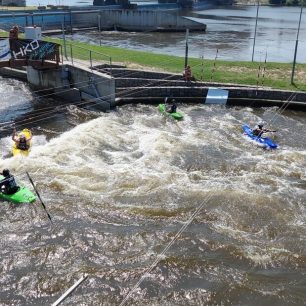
[0,169,19,195]
[166,99,177,113]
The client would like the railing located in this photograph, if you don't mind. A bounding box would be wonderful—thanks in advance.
[61,42,112,76]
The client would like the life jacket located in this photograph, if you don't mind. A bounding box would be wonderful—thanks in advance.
[170,104,177,113]
[18,138,28,150]
[252,129,262,136]
[1,175,18,195]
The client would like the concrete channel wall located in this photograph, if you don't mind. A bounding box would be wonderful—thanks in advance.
[26,63,115,111]
[1,66,306,112]
[110,68,306,111]
[0,8,206,32]
[96,10,206,31]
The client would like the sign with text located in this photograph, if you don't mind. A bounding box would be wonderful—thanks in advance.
[9,39,59,61]
[0,38,60,63]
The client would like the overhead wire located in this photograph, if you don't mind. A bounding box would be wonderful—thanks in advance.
[1,27,301,135]
[0,41,281,134]
[0,57,191,131]
[119,192,214,306]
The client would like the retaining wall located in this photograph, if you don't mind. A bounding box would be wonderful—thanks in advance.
[26,63,115,111]
[97,10,206,31]
[0,9,206,32]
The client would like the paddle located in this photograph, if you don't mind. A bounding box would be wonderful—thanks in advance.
[164,97,168,111]
[26,171,53,224]
[261,129,277,135]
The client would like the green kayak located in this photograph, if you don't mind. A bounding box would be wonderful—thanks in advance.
[0,175,36,203]
[158,104,184,120]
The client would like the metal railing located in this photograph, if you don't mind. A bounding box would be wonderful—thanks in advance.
[61,42,112,75]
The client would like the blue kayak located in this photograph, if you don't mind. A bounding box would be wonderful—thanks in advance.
[242,124,278,149]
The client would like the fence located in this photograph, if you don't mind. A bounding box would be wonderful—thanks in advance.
[61,42,112,74]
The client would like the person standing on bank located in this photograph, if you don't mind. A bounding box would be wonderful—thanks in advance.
[183,65,192,82]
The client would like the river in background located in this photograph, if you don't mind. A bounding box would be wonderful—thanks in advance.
[0,75,306,305]
[54,5,306,63]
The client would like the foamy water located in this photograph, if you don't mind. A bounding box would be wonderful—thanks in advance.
[0,79,305,305]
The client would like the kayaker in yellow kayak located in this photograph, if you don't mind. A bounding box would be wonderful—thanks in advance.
[12,128,32,151]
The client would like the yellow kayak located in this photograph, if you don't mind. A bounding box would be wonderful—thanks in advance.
[12,128,32,156]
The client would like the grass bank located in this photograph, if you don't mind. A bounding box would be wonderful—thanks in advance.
[2,32,305,92]
[54,38,306,92]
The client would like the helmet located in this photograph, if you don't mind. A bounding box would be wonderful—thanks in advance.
[258,122,264,128]
[171,99,176,103]
[2,169,10,177]
[19,134,26,139]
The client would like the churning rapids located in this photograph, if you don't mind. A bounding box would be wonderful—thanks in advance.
[0,77,306,306]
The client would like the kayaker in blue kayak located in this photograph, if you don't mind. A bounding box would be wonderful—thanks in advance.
[0,169,19,195]
[252,123,276,137]
[166,99,177,113]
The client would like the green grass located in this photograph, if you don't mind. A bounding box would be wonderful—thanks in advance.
[4,32,306,92]
[56,38,306,92]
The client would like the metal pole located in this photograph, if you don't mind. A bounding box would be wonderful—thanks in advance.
[291,2,304,84]
[62,21,68,60]
[70,10,73,34]
[70,45,73,65]
[184,28,189,68]
[98,12,101,46]
[51,274,88,306]
[90,50,92,69]
[252,0,260,62]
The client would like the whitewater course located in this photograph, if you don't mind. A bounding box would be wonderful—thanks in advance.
[0,74,306,305]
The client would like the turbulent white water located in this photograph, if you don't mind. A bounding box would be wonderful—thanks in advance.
[0,79,306,305]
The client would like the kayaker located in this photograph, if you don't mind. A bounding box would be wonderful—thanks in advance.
[167,99,177,113]
[12,129,32,150]
[0,169,19,195]
[252,123,275,137]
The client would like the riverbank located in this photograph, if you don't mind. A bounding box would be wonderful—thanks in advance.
[1,30,305,92]
[49,37,306,92]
